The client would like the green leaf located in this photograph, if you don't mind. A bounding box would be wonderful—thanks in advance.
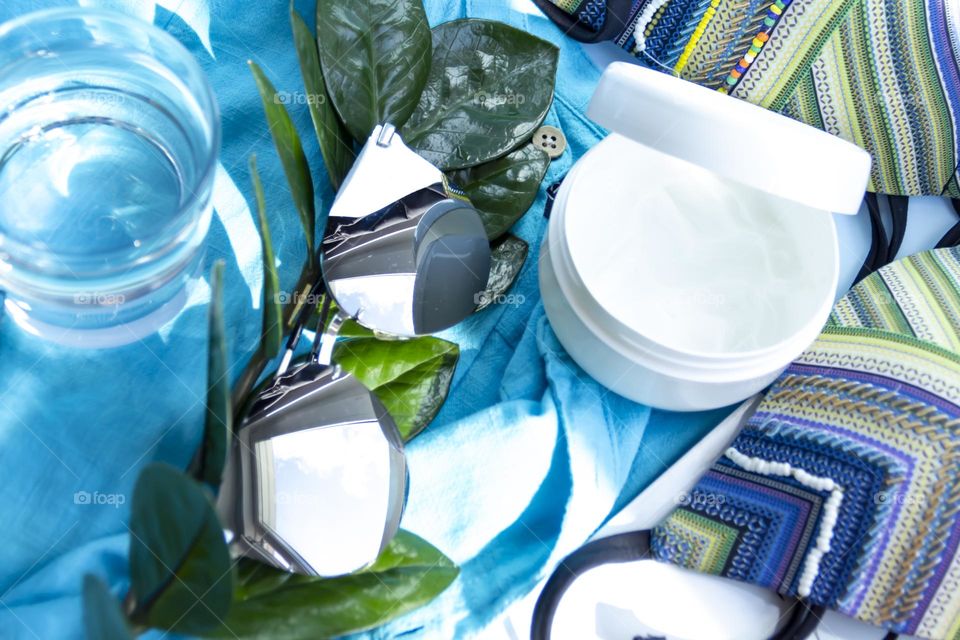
[404,19,559,170]
[83,575,133,640]
[476,235,528,312]
[196,260,232,486]
[334,336,458,440]
[338,319,375,338]
[291,9,354,191]
[208,531,458,639]
[249,156,283,359]
[316,0,432,142]
[128,463,233,635]
[448,144,550,240]
[249,61,316,257]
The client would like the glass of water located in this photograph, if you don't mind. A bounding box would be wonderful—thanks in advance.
[0,8,219,346]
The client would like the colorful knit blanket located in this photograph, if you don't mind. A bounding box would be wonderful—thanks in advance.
[652,247,960,639]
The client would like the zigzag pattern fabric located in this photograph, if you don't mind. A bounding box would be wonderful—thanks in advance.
[651,247,960,639]
[538,0,960,197]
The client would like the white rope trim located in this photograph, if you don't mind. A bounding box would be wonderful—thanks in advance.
[631,0,672,54]
[724,447,844,598]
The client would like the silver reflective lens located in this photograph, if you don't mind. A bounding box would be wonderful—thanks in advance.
[219,361,406,577]
[323,124,491,337]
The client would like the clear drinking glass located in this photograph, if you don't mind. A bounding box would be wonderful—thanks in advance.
[0,8,219,345]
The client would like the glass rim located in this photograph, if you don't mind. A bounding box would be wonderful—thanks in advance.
[0,6,221,277]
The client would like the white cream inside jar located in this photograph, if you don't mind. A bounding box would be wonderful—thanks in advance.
[563,133,837,356]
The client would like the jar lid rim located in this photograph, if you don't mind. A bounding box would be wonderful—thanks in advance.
[588,63,870,215]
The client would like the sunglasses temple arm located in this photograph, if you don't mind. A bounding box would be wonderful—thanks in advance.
[276,278,327,376]
[310,294,342,366]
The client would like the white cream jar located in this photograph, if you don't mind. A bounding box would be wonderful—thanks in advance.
[540,63,871,411]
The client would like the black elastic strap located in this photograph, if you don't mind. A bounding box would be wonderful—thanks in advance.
[886,195,909,261]
[531,0,636,43]
[882,633,898,640]
[773,602,826,640]
[935,199,960,248]
[532,531,650,640]
[858,194,960,279]
[936,221,960,248]
[855,193,889,285]
[531,531,825,640]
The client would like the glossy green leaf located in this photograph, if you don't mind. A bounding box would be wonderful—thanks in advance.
[334,336,458,440]
[316,0,432,142]
[249,156,283,359]
[291,9,354,191]
[338,319,375,338]
[208,530,458,639]
[476,235,528,312]
[128,463,233,635]
[404,19,559,170]
[448,144,550,240]
[83,575,133,640]
[195,260,232,486]
[249,61,316,257]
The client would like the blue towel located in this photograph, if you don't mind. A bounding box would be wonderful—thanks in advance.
[0,1,725,637]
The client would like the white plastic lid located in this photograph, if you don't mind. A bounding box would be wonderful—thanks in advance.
[588,63,871,215]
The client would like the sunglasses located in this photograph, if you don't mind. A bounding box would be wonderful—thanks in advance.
[218,124,490,576]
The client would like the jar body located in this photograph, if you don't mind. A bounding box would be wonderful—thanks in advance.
[541,135,839,411]
[541,239,791,411]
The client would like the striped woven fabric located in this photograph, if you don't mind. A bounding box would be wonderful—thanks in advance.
[651,247,960,639]
[829,248,960,351]
[772,0,960,195]
[538,0,960,197]
[543,0,610,32]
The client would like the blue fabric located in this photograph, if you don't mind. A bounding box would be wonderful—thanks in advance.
[0,0,723,637]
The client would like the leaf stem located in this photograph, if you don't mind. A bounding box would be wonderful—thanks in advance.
[120,585,148,636]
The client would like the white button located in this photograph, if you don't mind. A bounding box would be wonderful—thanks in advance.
[534,125,566,158]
